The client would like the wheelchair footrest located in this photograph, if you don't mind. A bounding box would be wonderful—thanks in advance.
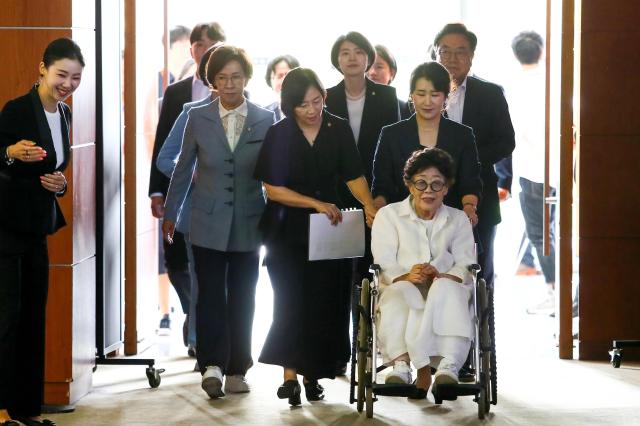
[372,383,417,397]
[433,383,481,400]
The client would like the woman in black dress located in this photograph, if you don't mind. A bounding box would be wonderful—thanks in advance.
[372,62,482,225]
[0,38,84,426]
[255,68,376,406]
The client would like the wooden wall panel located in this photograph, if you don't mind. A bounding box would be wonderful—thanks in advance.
[578,0,640,360]
[45,267,73,382]
[0,0,71,27]
[579,135,640,239]
[0,29,71,106]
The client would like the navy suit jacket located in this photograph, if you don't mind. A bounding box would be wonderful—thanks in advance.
[460,76,515,226]
[149,76,193,197]
[0,87,70,235]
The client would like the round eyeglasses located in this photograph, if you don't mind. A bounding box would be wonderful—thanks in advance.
[412,179,445,192]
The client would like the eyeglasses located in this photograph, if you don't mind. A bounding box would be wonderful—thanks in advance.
[214,74,245,87]
[412,179,445,192]
[436,48,471,60]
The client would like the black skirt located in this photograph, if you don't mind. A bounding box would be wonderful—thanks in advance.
[259,240,350,379]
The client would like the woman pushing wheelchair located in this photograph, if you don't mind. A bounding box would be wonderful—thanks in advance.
[371,147,476,399]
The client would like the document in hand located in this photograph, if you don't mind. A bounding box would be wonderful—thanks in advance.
[308,209,365,261]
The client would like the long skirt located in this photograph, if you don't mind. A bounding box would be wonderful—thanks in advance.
[259,240,350,379]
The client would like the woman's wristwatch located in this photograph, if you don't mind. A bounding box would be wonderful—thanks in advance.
[3,146,14,165]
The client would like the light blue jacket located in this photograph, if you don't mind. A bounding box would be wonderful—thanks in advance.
[164,99,275,251]
[157,96,213,233]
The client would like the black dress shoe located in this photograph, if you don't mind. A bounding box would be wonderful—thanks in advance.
[304,379,325,401]
[277,380,301,406]
[1,421,20,426]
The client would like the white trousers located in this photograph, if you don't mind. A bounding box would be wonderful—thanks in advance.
[377,278,473,370]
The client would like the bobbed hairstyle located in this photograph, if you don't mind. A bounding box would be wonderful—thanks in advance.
[206,45,253,89]
[198,42,224,84]
[374,45,398,80]
[280,67,326,118]
[265,55,300,87]
[43,38,85,68]
[512,31,543,65]
[403,147,456,187]
[330,31,376,74]
[433,23,478,53]
[410,62,451,98]
[190,22,226,45]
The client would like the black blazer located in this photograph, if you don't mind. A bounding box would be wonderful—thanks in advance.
[461,76,515,226]
[148,76,193,197]
[372,114,482,209]
[325,78,400,190]
[0,87,71,235]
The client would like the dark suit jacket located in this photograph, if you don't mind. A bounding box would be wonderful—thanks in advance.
[325,78,400,192]
[0,87,71,235]
[372,114,482,209]
[149,76,193,197]
[461,76,515,226]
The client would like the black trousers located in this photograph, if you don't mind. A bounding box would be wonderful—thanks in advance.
[476,220,497,290]
[161,229,191,315]
[191,245,259,376]
[0,227,49,417]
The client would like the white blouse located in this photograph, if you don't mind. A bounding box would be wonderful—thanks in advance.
[371,196,476,288]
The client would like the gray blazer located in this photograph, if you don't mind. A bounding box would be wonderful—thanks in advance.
[164,99,275,251]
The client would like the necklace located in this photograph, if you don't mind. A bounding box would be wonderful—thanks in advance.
[345,87,366,101]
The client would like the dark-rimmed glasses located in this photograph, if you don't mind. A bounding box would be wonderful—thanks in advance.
[412,179,445,192]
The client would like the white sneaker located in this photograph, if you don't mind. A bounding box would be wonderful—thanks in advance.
[202,366,225,398]
[385,360,412,385]
[434,361,459,387]
[526,295,555,315]
[224,374,250,393]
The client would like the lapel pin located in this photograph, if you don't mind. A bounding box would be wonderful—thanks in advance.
[372,91,376,95]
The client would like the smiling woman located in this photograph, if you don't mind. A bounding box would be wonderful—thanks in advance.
[0,38,84,426]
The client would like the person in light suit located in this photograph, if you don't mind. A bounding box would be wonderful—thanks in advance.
[162,45,275,400]
[372,148,476,400]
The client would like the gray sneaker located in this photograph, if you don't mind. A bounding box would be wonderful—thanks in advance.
[224,374,250,393]
[202,366,225,398]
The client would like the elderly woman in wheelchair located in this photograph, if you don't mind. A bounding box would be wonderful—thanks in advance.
[371,147,476,399]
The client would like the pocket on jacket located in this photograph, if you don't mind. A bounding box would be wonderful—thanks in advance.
[245,139,262,144]
[192,197,215,214]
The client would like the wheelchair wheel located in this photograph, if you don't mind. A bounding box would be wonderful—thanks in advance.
[487,288,498,405]
[478,388,487,420]
[366,386,374,418]
[356,278,371,413]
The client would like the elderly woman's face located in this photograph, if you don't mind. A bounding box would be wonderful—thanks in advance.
[213,59,247,109]
[338,40,368,77]
[407,166,448,219]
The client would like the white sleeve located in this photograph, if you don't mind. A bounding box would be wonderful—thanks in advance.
[371,207,406,286]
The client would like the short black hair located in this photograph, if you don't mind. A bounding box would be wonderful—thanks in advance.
[190,22,226,45]
[433,23,478,52]
[330,31,376,74]
[512,31,543,65]
[206,45,252,90]
[280,67,326,118]
[198,42,224,84]
[403,147,456,187]
[410,62,451,98]
[169,25,190,46]
[43,38,85,68]
[264,55,300,87]
[374,45,397,80]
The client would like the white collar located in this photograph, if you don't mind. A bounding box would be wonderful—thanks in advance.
[219,99,248,118]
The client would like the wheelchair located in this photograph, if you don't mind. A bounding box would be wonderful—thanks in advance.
[349,264,497,419]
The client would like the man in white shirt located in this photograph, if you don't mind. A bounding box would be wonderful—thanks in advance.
[509,31,557,313]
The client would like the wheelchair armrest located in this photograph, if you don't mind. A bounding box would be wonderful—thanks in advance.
[369,264,381,274]
[468,264,481,273]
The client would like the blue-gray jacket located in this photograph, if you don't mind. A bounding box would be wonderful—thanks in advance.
[164,99,275,251]
[157,96,212,233]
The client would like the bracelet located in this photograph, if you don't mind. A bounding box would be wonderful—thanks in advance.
[3,146,14,165]
[463,202,477,210]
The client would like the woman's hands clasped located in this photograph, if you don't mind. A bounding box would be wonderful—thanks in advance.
[8,140,47,162]
[40,171,66,193]
[406,263,439,286]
